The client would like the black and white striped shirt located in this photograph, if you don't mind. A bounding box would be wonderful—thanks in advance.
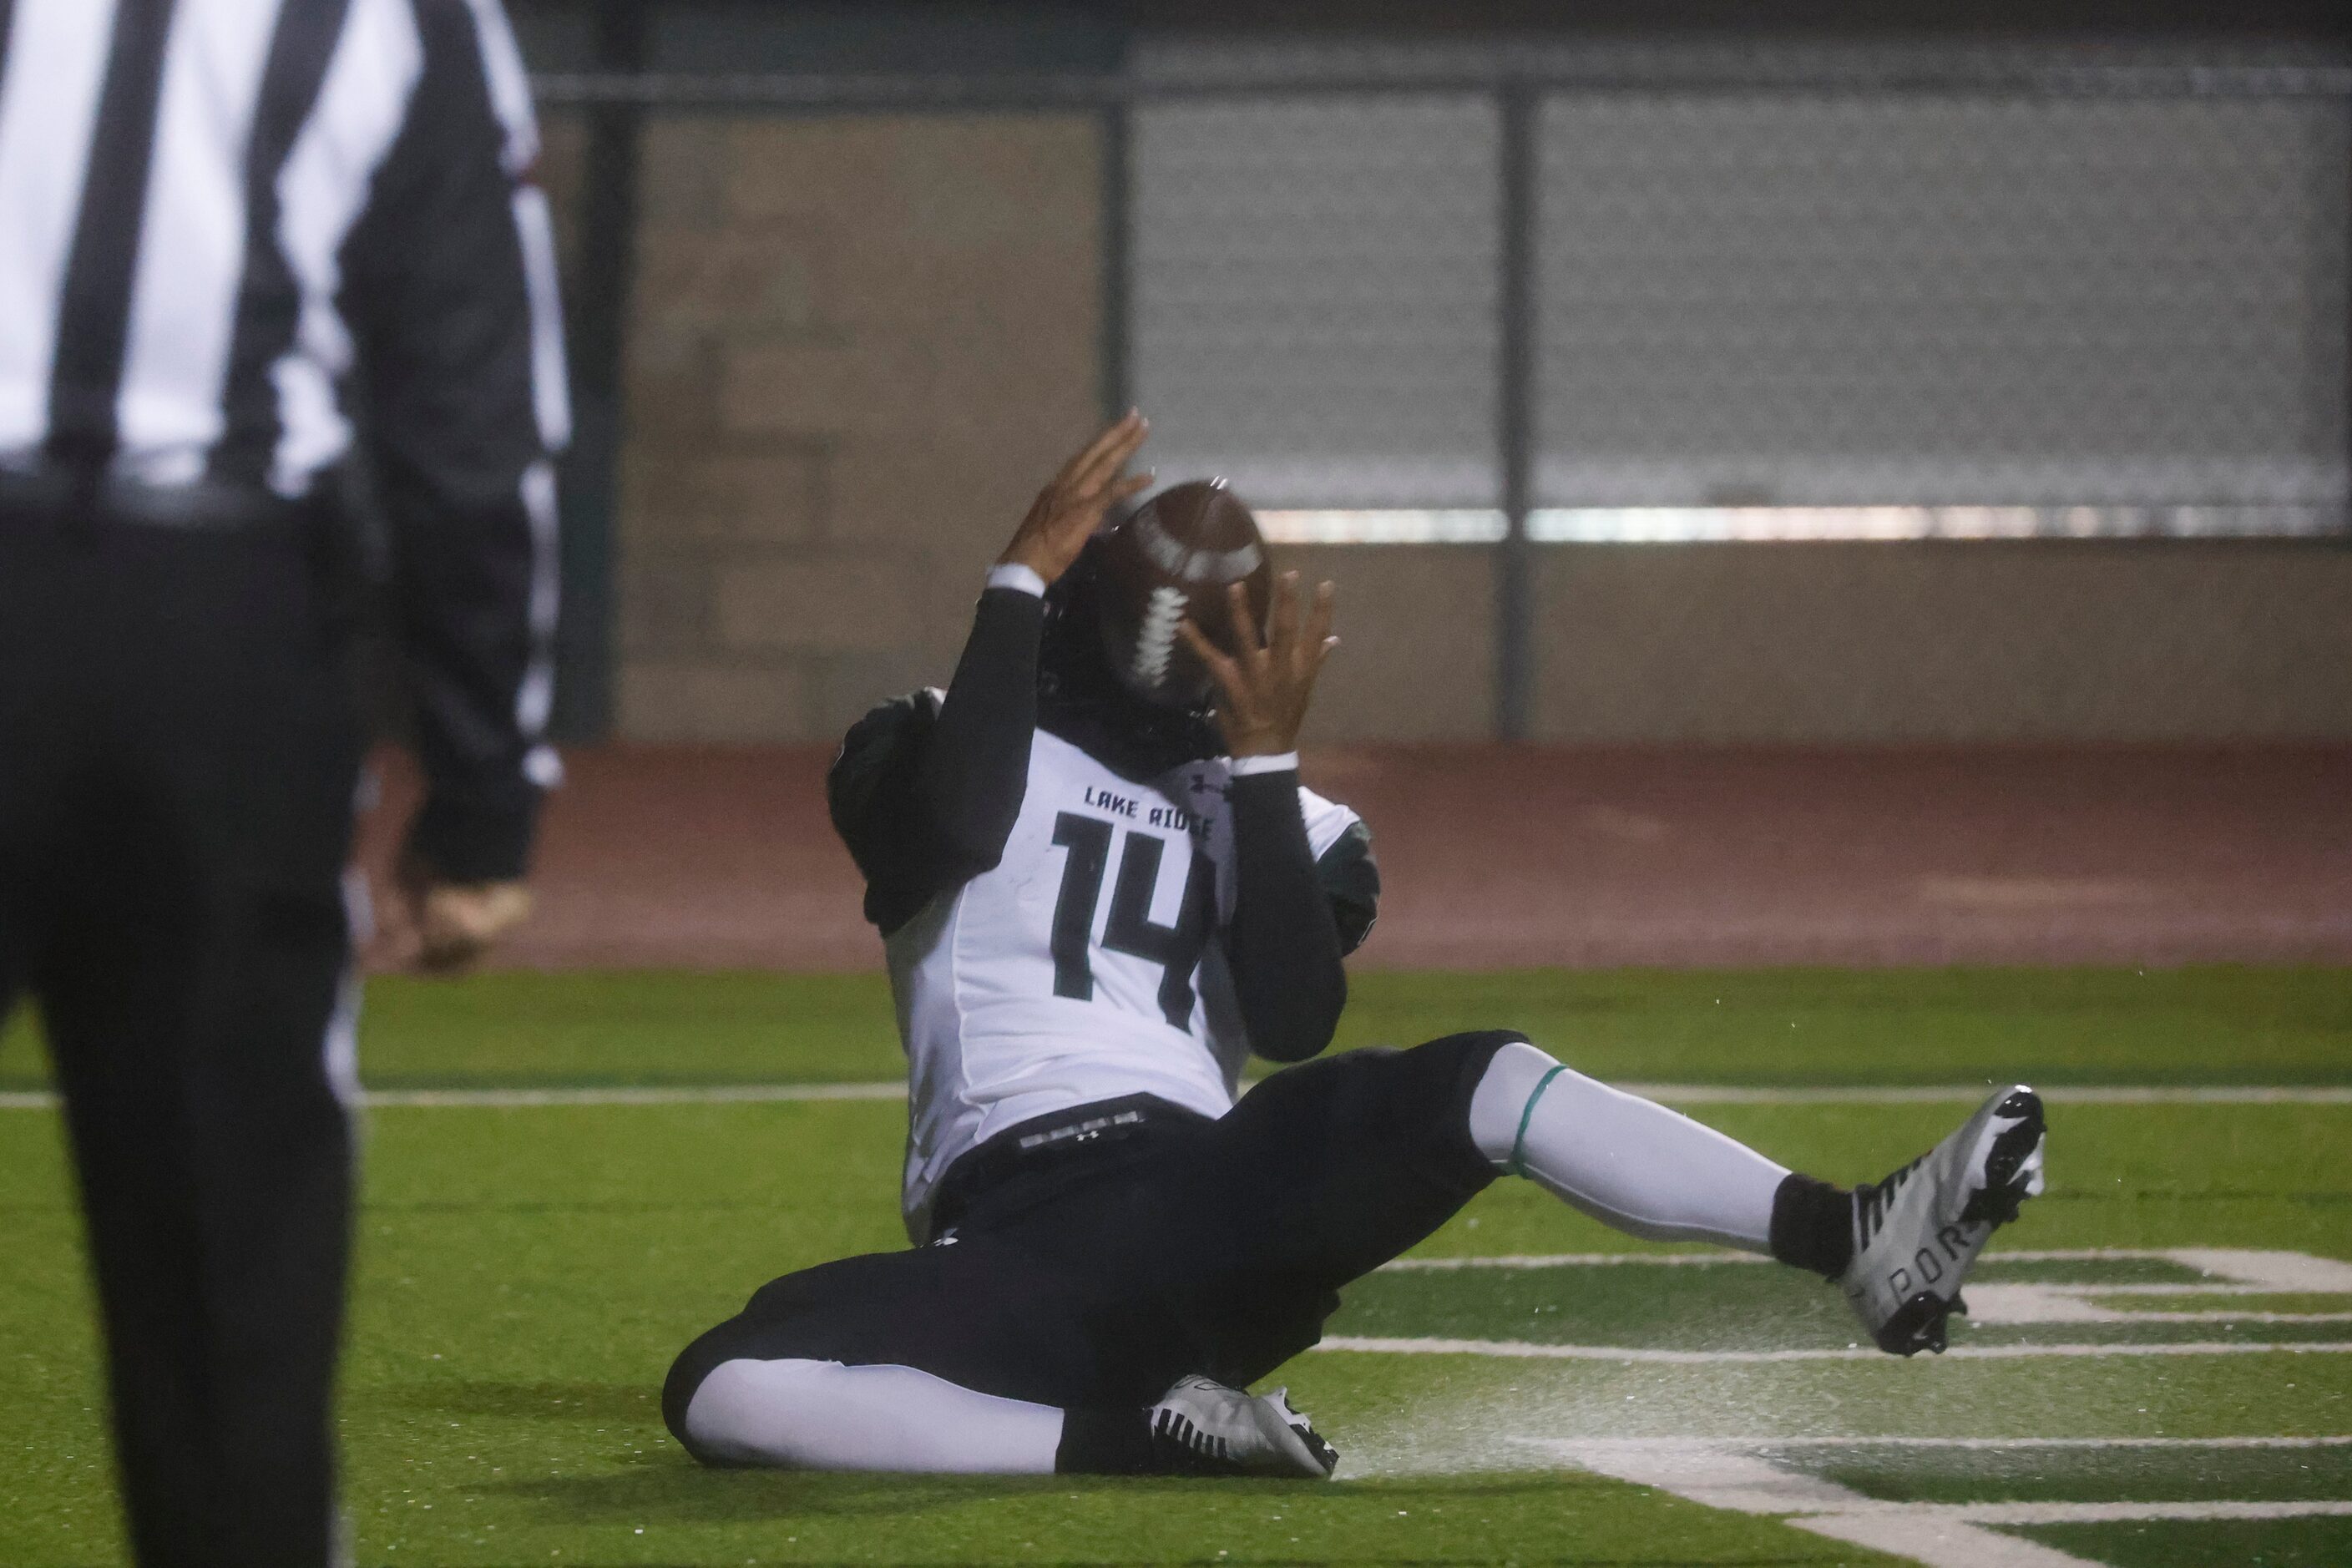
[0,0,569,880]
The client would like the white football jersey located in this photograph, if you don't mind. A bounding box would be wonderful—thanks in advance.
[888,726,1363,1239]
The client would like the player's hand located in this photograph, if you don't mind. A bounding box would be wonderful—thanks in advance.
[998,410,1153,584]
[396,864,534,974]
[1180,572,1338,758]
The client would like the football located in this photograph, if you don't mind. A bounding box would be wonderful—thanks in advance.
[1093,478,1276,709]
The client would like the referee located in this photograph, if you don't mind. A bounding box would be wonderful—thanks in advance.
[0,2,564,1564]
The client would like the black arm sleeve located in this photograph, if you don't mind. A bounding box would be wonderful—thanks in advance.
[828,587,1044,933]
[1320,819,1381,956]
[343,0,563,883]
[1225,770,1352,1064]
[916,588,1046,877]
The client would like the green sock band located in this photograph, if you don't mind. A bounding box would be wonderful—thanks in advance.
[1508,1065,1568,1178]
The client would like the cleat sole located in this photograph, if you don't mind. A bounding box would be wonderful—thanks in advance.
[1961,1088,2046,1228]
[1871,1289,1955,1357]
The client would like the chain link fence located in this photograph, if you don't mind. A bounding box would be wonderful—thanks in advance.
[1132,94,1503,510]
[1122,40,2349,537]
[1532,94,2346,516]
[529,30,2352,742]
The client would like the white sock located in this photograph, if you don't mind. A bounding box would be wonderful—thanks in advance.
[1467,1039,1788,1252]
[683,1358,1064,1473]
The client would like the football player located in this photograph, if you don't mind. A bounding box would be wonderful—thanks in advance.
[660,413,2046,1478]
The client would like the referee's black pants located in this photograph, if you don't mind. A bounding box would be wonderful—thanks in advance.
[0,508,362,1568]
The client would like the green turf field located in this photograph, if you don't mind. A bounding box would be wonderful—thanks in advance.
[11,964,2346,1091]
[4,967,2349,1565]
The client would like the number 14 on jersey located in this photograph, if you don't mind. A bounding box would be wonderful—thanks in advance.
[1048,812,1215,1030]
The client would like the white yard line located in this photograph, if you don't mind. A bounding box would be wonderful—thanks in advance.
[1872,1500,2352,1524]
[0,1083,909,1110]
[2068,1283,2342,1297]
[1990,1247,2347,1267]
[1549,1442,1863,1513]
[1380,1250,1773,1271]
[1949,1250,2352,1324]
[2167,1249,2352,1292]
[4,1081,2350,1110]
[1789,1515,2108,1567]
[1380,1247,2167,1272]
[1804,1507,2352,1565]
[1380,1247,2352,1278]
[1316,1335,2352,1362]
[1531,1434,2352,1450]
[1378,1247,2352,1328]
[1366,1239,2352,1564]
[1543,1439,2103,1568]
[357,1083,907,1107]
[1626,1085,2352,1105]
[1965,1290,2352,1327]
[2102,1310,2352,1324]
[1965,1280,2352,1326]
[1530,1435,2352,1568]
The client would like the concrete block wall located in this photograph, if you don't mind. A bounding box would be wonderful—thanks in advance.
[1282,544,1497,742]
[611,113,1105,744]
[1535,541,2352,742]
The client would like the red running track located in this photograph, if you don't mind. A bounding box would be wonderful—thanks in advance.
[356,744,2352,972]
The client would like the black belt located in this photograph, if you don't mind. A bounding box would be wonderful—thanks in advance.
[928,1093,1202,1233]
[0,465,324,532]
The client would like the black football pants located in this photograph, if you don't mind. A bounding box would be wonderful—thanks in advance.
[0,513,363,1568]
[665,1030,1516,1451]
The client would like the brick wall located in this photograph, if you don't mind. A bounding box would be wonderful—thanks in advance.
[610,114,1105,744]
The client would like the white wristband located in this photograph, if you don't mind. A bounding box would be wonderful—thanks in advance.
[1228,751,1300,776]
[984,562,1046,598]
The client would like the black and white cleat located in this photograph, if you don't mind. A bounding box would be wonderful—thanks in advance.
[1841,1085,2047,1357]
[1146,1374,1339,1479]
